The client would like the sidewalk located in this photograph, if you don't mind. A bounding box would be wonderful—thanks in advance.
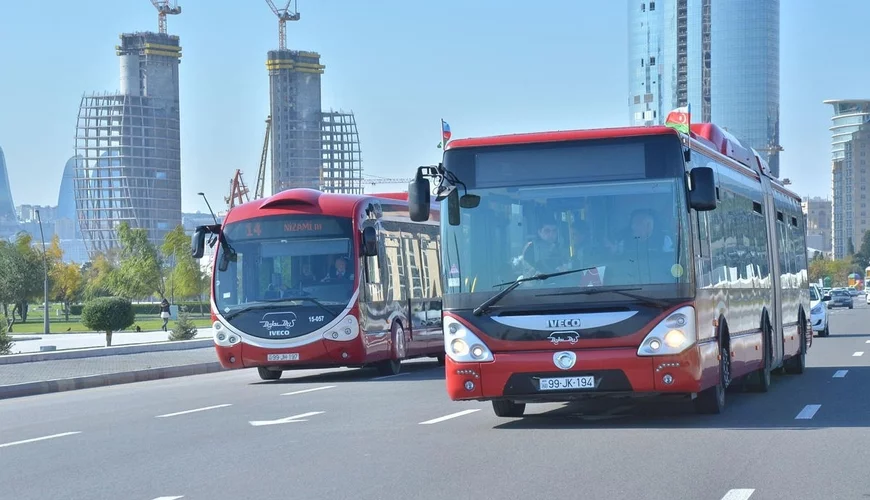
[8,328,215,353]
[0,346,225,400]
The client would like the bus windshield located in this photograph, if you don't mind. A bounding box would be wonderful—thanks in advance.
[213,214,356,339]
[441,135,692,307]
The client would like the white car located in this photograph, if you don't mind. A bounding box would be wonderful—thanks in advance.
[810,284,829,337]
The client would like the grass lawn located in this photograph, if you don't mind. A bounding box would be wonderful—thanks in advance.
[7,314,213,334]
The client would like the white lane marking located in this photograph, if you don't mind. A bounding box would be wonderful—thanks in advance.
[156,404,232,418]
[853,351,864,357]
[249,411,324,427]
[833,370,849,378]
[372,372,411,381]
[721,489,755,500]
[152,497,184,500]
[0,431,82,449]
[419,409,481,425]
[795,404,822,420]
[865,340,870,343]
[281,385,336,396]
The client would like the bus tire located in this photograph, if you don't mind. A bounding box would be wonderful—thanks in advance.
[694,342,728,415]
[492,400,525,418]
[257,367,282,381]
[784,322,807,375]
[436,354,446,366]
[746,321,772,392]
[376,323,404,376]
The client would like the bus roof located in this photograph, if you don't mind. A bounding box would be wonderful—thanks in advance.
[444,123,801,203]
[224,188,415,223]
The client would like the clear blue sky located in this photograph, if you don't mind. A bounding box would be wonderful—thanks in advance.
[0,0,866,212]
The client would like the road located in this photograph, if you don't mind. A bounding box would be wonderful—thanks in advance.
[2,303,870,500]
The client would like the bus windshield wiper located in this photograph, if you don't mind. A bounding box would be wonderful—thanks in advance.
[537,287,670,308]
[223,297,337,321]
[263,296,338,317]
[472,266,602,317]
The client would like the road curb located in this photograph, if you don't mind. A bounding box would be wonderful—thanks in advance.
[0,338,215,365]
[0,362,225,400]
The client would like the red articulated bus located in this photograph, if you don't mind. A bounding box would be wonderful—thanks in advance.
[407,122,810,417]
[192,188,444,380]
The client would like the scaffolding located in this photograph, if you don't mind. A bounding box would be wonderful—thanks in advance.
[320,110,363,195]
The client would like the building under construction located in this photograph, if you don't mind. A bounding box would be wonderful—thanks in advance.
[320,110,363,194]
[74,31,182,256]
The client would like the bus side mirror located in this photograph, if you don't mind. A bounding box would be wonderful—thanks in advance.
[688,166,717,211]
[408,175,431,222]
[361,226,378,257]
[191,227,206,258]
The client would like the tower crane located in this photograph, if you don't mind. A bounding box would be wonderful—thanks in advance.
[255,116,272,199]
[226,170,251,209]
[149,1,182,34]
[265,0,301,51]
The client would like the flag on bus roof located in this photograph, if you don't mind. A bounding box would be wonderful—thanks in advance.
[664,105,691,134]
[441,119,452,143]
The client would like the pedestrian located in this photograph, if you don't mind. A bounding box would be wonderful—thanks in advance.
[160,298,171,332]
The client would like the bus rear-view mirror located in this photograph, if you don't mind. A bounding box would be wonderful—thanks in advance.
[460,194,480,209]
[408,174,431,222]
[688,166,717,211]
[361,226,378,257]
[191,227,206,258]
[447,189,460,226]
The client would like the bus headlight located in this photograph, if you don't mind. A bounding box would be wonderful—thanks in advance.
[444,316,493,363]
[637,306,696,356]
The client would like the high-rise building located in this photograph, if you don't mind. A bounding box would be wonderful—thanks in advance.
[825,99,870,259]
[320,110,363,195]
[802,196,832,256]
[628,0,780,176]
[0,146,16,222]
[267,49,325,194]
[75,32,182,256]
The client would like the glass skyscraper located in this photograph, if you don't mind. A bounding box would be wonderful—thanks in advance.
[628,0,780,176]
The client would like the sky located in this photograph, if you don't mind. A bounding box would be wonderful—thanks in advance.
[0,0,867,214]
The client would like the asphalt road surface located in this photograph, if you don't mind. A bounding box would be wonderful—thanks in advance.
[3,304,870,500]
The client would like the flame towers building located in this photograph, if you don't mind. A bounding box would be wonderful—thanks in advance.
[74,32,182,255]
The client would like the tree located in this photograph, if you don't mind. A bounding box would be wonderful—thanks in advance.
[851,230,870,271]
[847,237,855,256]
[52,263,84,321]
[111,222,164,300]
[169,308,198,341]
[0,315,13,355]
[0,234,43,328]
[82,253,116,300]
[161,225,205,302]
[80,297,135,346]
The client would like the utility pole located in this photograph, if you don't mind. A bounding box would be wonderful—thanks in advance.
[35,210,50,335]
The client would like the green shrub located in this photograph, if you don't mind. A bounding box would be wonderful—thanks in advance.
[81,297,136,347]
[169,310,198,341]
[0,316,13,355]
[69,301,209,316]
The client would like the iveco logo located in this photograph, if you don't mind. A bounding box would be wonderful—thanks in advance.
[548,318,582,328]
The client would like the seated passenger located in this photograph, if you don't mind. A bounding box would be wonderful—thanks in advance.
[323,256,354,282]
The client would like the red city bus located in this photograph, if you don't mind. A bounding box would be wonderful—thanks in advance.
[407,122,810,416]
[192,188,444,380]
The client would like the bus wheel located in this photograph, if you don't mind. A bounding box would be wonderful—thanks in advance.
[747,324,772,392]
[258,367,282,381]
[492,400,525,418]
[694,343,728,415]
[436,354,446,366]
[784,324,807,375]
[376,323,404,376]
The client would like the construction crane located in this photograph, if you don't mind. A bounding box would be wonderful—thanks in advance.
[265,0,301,51]
[149,1,182,34]
[255,116,272,199]
[362,175,413,192]
[226,169,251,209]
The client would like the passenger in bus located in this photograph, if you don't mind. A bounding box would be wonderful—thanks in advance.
[519,218,571,276]
[322,256,354,282]
[298,263,319,286]
[604,209,674,254]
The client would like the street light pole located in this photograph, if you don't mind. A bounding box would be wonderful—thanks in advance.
[34,210,50,335]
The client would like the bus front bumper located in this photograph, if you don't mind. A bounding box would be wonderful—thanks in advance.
[445,345,712,402]
[213,337,367,370]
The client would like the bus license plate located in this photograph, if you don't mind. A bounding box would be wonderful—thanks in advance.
[539,376,595,391]
[267,353,299,362]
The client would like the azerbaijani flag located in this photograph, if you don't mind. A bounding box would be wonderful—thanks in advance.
[441,119,452,143]
[664,105,691,134]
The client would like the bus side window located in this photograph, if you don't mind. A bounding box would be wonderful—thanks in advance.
[363,225,384,302]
